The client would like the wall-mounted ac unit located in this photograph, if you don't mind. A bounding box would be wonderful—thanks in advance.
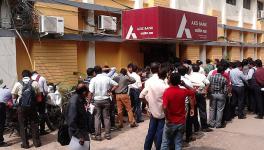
[39,15,64,34]
[260,10,264,19]
[98,15,117,31]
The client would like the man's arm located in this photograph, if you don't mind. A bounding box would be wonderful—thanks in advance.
[107,67,116,77]
[139,87,148,105]
[188,90,196,116]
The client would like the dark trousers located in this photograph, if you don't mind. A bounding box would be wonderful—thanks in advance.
[0,103,6,144]
[144,116,165,150]
[231,86,245,118]
[94,99,111,137]
[37,100,46,133]
[130,88,142,123]
[109,96,116,127]
[196,93,208,129]
[254,86,264,117]
[17,107,41,147]
[186,103,199,142]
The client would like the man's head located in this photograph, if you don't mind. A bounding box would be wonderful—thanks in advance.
[178,65,188,76]
[127,63,134,73]
[196,60,203,66]
[158,67,168,80]
[22,70,32,78]
[248,60,255,68]
[214,59,220,65]
[236,61,242,70]
[32,71,38,75]
[87,68,95,77]
[76,82,89,98]
[206,59,211,64]
[217,65,225,74]
[169,73,181,86]
[192,64,200,72]
[255,59,263,68]
[103,65,110,73]
[150,62,160,74]
[120,68,127,76]
[94,66,102,75]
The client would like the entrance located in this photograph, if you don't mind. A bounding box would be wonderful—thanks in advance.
[140,43,176,66]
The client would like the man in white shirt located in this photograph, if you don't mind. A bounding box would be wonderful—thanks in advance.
[127,63,143,123]
[89,66,118,140]
[187,64,212,132]
[31,71,49,135]
[140,63,168,150]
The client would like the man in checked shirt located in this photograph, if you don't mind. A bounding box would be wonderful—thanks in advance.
[208,66,228,128]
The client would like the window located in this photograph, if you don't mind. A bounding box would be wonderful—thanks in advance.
[243,0,251,9]
[258,1,263,10]
[226,0,236,5]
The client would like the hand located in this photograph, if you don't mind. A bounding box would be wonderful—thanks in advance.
[79,138,84,145]
[190,109,195,117]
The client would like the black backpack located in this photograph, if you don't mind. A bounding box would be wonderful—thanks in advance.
[19,80,36,108]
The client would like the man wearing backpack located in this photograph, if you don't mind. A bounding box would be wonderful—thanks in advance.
[32,71,49,135]
[11,70,41,149]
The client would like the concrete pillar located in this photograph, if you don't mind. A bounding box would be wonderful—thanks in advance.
[221,0,227,24]
[254,48,257,60]
[200,45,206,64]
[1,0,11,28]
[134,0,144,9]
[238,0,244,27]
[84,0,96,67]
[200,0,206,14]
[252,0,258,29]
[240,47,244,61]
[170,0,179,9]
[223,46,227,59]
[175,43,180,57]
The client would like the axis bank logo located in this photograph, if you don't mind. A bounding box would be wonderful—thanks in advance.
[177,14,192,39]
[126,25,137,39]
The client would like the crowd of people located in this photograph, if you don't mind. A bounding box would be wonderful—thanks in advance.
[0,57,264,150]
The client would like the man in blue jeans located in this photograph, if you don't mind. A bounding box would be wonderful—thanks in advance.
[140,63,168,150]
[161,73,195,150]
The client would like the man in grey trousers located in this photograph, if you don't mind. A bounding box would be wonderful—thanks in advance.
[208,66,228,128]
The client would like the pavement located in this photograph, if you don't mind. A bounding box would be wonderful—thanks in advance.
[1,114,264,150]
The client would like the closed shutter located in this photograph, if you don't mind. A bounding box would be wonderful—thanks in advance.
[258,48,264,62]
[244,48,254,59]
[207,46,223,60]
[154,0,170,7]
[31,40,78,86]
[228,47,241,61]
[181,45,200,63]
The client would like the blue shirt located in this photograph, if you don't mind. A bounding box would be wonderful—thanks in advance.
[0,88,12,103]
[230,68,247,87]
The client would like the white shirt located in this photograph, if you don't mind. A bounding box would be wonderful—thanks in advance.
[199,66,205,75]
[181,75,194,89]
[89,74,118,101]
[128,72,142,89]
[31,73,48,94]
[187,72,210,89]
[139,74,168,119]
[11,77,40,103]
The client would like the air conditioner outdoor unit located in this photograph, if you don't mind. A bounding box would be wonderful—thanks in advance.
[98,15,117,31]
[258,10,264,19]
[39,15,64,34]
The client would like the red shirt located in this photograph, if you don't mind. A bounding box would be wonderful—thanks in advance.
[162,86,195,124]
[212,70,230,85]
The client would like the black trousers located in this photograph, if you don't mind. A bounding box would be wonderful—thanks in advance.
[231,86,245,118]
[0,103,6,144]
[17,106,41,147]
[186,103,199,141]
[109,95,116,127]
[254,86,264,117]
[37,100,46,132]
[196,93,208,129]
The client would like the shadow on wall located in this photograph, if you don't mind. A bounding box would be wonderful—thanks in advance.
[185,146,226,150]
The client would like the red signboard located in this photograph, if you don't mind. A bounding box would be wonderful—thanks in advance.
[122,7,217,41]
